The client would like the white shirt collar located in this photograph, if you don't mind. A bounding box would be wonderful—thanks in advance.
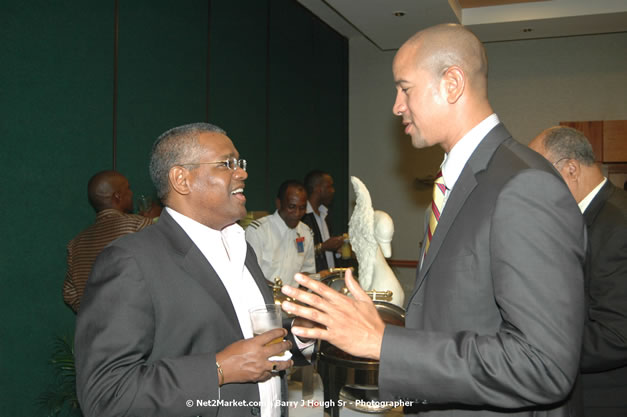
[165,207,247,275]
[306,200,328,219]
[579,177,607,213]
[441,114,500,191]
[270,210,290,233]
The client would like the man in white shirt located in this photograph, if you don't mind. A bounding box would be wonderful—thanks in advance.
[75,122,311,417]
[246,180,315,287]
[302,170,345,271]
[530,126,627,417]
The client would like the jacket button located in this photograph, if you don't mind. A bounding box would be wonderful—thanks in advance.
[251,406,260,415]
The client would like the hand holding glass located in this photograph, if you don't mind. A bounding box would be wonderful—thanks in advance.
[249,304,287,358]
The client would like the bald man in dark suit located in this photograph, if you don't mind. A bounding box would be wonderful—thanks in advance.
[281,24,586,417]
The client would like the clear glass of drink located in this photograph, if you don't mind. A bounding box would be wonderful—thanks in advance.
[249,304,286,357]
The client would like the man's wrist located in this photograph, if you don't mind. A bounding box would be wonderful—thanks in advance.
[216,360,224,386]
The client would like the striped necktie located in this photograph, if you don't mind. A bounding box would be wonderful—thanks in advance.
[424,171,446,256]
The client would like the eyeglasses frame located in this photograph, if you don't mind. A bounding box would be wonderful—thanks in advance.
[177,157,247,171]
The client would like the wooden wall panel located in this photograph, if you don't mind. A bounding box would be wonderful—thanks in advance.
[603,120,627,162]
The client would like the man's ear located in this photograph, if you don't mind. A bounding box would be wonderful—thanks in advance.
[441,66,465,104]
[169,166,191,196]
[564,159,580,181]
[275,198,281,211]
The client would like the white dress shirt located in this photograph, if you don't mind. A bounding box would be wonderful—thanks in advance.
[578,177,607,213]
[166,207,280,417]
[440,113,501,206]
[306,200,335,269]
[245,211,316,287]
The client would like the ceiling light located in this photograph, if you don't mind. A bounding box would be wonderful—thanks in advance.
[393,11,406,17]
[522,28,533,32]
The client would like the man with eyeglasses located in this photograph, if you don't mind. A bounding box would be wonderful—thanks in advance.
[75,123,311,417]
[246,180,316,287]
[530,126,627,417]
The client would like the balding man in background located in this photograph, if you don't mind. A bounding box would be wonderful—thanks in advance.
[530,126,627,417]
[282,23,586,416]
[64,170,152,313]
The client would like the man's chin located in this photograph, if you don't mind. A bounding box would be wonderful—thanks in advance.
[411,135,430,149]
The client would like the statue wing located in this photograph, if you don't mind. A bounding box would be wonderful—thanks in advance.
[348,176,377,289]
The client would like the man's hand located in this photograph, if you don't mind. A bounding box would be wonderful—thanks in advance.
[216,328,293,384]
[321,235,345,252]
[281,269,385,359]
[139,201,163,219]
[291,317,320,343]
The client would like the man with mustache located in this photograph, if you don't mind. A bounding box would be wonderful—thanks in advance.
[75,123,310,417]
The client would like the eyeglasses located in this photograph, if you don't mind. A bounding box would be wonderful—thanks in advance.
[552,157,569,168]
[178,157,247,171]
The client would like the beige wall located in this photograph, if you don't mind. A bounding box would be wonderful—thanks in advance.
[348,32,627,294]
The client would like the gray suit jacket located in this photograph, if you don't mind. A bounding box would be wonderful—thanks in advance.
[580,181,627,414]
[378,124,586,416]
[75,210,303,417]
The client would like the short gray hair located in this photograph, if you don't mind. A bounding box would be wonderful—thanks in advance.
[149,122,226,200]
[541,126,596,166]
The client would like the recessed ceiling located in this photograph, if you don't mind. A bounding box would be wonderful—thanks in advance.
[458,0,550,8]
[297,0,627,50]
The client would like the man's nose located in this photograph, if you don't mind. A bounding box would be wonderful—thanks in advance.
[392,93,405,115]
[233,167,248,180]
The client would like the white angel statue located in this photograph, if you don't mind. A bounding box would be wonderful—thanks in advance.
[348,176,405,307]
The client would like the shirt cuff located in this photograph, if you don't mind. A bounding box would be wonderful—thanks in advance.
[291,319,316,361]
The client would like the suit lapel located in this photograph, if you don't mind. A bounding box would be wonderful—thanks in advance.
[583,180,613,227]
[180,244,242,328]
[413,169,478,294]
[246,244,275,305]
[410,124,511,301]
[155,211,244,332]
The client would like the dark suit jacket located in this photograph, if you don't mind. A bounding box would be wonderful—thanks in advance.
[75,210,305,417]
[301,212,329,272]
[378,124,586,416]
[580,181,627,414]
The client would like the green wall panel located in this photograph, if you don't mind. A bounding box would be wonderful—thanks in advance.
[0,0,113,415]
[1,0,347,414]
[208,0,270,212]
[116,0,209,201]
[268,0,348,232]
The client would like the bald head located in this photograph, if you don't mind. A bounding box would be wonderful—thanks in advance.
[403,24,488,95]
[392,24,492,151]
[529,126,596,165]
[88,170,133,213]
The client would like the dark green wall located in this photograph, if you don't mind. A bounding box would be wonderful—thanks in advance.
[0,0,347,415]
[208,0,349,224]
